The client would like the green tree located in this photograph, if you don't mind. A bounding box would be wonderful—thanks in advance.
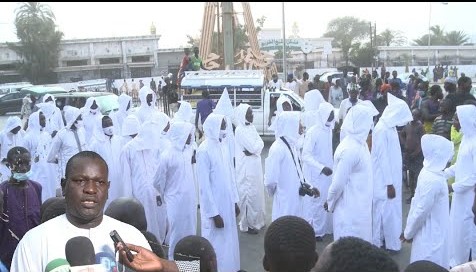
[413,25,446,46]
[273,48,292,60]
[8,2,63,84]
[445,30,469,45]
[349,42,377,67]
[376,29,407,46]
[323,16,369,66]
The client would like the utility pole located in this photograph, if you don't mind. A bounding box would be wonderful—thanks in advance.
[370,22,373,72]
[282,2,287,78]
[222,2,234,69]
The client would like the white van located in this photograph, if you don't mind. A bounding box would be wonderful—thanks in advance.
[180,70,305,136]
[0,82,33,98]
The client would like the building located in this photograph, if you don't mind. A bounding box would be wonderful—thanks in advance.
[0,35,161,84]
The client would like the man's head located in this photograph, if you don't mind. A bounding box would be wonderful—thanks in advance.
[412,108,422,122]
[40,197,66,223]
[439,99,452,114]
[245,107,254,124]
[263,216,317,272]
[458,76,472,93]
[193,46,199,55]
[104,197,147,231]
[272,74,278,83]
[313,237,399,272]
[174,235,217,272]
[287,73,294,82]
[10,125,21,135]
[429,85,444,100]
[348,85,360,103]
[404,260,448,272]
[102,116,114,136]
[392,70,398,78]
[282,101,292,111]
[61,151,110,228]
[7,146,31,182]
[303,72,309,81]
[184,48,190,55]
[39,111,46,128]
[146,93,153,106]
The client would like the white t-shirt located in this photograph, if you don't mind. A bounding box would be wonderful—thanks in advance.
[11,214,151,272]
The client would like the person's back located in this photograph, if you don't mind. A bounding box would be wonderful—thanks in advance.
[195,90,215,137]
[174,235,216,272]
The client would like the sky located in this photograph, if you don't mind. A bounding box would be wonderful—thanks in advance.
[0,2,475,49]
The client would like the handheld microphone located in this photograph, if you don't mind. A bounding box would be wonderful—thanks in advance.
[44,258,70,272]
[65,236,96,266]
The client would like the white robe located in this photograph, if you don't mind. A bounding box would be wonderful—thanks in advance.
[213,88,235,168]
[404,134,454,269]
[135,86,158,124]
[110,93,132,135]
[24,112,59,201]
[302,102,334,237]
[234,104,265,232]
[447,105,476,267]
[371,93,412,250]
[153,122,196,260]
[265,112,304,221]
[197,113,240,272]
[37,95,64,135]
[0,116,26,182]
[327,102,379,242]
[82,97,103,142]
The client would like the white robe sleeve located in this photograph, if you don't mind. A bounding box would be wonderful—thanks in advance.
[444,165,456,179]
[10,238,36,272]
[119,147,133,197]
[404,181,438,239]
[302,128,325,173]
[264,145,282,197]
[373,130,393,186]
[47,132,62,163]
[153,154,168,197]
[236,127,263,155]
[452,166,476,194]
[196,150,219,218]
[327,149,356,212]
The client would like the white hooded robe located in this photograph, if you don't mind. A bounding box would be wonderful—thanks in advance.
[213,88,235,168]
[36,94,64,135]
[110,93,132,135]
[81,97,103,142]
[135,86,158,124]
[0,116,26,182]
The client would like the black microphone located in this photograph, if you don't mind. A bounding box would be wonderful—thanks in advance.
[65,236,96,267]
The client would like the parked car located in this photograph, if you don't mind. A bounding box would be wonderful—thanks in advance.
[0,82,33,98]
[53,91,119,115]
[0,85,67,115]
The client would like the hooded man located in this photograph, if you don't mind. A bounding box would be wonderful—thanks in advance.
[153,121,196,259]
[0,116,26,182]
[302,102,335,240]
[402,134,454,269]
[36,94,64,136]
[446,105,476,267]
[338,83,363,141]
[81,97,103,142]
[371,93,412,252]
[120,115,140,147]
[47,106,88,178]
[302,89,326,129]
[213,88,235,168]
[90,116,123,207]
[196,113,241,272]
[326,101,379,242]
[234,103,265,235]
[265,111,319,222]
[110,93,132,135]
[24,111,58,201]
[268,94,292,130]
[120,112,170,244]
[135,86,157,124]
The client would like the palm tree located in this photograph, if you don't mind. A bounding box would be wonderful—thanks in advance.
[377,29,407,46]
[413,25,446,46]
[445,30,469,45]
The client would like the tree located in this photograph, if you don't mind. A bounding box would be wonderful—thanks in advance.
[445,30,469,45]
[349,42,377,67]
[186,34,200,48]
[323,16,369,66]
[8,2,63,84]
[412,25,465,46]
[376,29,407,46]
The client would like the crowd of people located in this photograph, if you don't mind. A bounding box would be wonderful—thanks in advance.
[0,64,475,272]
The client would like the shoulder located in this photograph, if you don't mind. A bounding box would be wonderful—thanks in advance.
[103,216,150,247]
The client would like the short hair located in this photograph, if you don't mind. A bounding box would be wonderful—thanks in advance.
[40,197,66,223]
[104,197,147,231]
[65,151,108,179]
[429,85,442,96]
[7,146,29,162]
[321,236,399,272]
[141,230,166,258]
[458,75,471,86]
[404,260,448,272]
[174,235,216,272]
[264,216,317,272]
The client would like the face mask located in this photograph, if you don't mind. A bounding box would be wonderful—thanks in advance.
[103,126,113,136]
[90,109,98,115]
[75,120,83,128]
[12,170,31,181]
[219,129,227,139]
[325,121,333,127]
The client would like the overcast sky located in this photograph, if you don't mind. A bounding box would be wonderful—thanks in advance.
[0,2,475,49]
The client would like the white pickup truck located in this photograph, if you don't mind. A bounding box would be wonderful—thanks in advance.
[179,70,305,136]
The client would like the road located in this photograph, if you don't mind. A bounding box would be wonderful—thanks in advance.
[0,114,412,271]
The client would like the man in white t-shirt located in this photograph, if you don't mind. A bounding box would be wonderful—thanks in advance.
[11,151,195,272]
[268,74,284,90]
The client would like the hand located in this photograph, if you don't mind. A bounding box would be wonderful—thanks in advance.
[268,120,272,126]
[116,243,166,272]
[235,203,240,217]
[243,150,253,156]
[321,167,333,176]
[387,185,396,199]
[51,130,58,138]
[213,215,224,228]
[399,233,413,243]
[312,187,320,198]
[324,202,329,212]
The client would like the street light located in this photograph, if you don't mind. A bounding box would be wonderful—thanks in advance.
[428,2,448,72]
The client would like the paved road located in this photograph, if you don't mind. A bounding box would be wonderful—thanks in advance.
[0,115,412,271]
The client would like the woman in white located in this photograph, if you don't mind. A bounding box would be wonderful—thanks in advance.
[234,103,265,234]
[403,134,454,269]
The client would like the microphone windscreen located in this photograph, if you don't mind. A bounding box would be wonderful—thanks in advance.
[44,258,70,272]
[65,236,96,266]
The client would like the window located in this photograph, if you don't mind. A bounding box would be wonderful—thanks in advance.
[131,67,151,78]
[131,56,150,62]
[99,58,120,64]
[100,69,122,79]
[66,60,88,67]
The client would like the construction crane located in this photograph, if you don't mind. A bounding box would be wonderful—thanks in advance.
[198,2,277,80]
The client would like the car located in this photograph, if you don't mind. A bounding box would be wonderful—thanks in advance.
[0,82,33,98]
[0,85,68,115]
[53,91,119,115]
[318,71,354,83]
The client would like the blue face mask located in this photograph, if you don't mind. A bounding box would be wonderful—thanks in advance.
[12,171,31,181]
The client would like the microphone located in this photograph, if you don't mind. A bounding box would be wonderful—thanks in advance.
[65,236,96,266]
[44,258,70,272]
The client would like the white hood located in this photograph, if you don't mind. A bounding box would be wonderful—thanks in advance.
[317,102,335,129]
[421,134,454,172]
[122,115,140,136]
[37,94,57,117]
[173,101,194,123]
[203,113,225,142]
[43,93,56,103]
[303,89,325,128]
[168,121,194,151]
[150,112,170,132]
[234,103,251,126]
[341,101,379,143]
[276,111,301,145]
[138,86,155,108]
[214,88,234,119]
[27,111,42,133]
[3,116,22,133]
[118,93,132,113]
[63,106,81,129]
[130,120,163,151]
[276,95,291,113]
[379,93,412,128]
[456,105,476,137]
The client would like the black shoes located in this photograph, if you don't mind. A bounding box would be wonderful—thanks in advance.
[247,228,259,235]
